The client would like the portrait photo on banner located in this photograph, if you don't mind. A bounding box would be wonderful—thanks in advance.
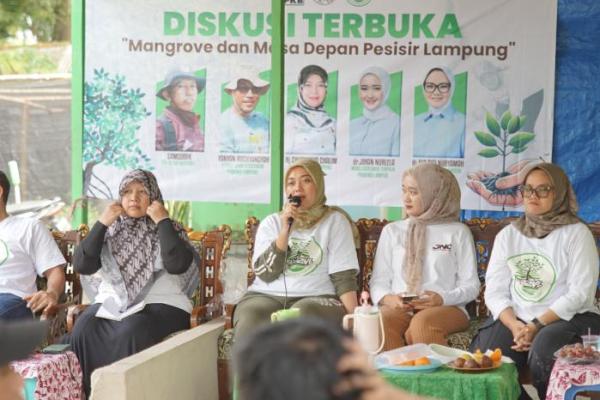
[412,67,468,159]
[155,67,206,153]
[285,64,338,156]
[348,66,402,157]
[218,67,271,154]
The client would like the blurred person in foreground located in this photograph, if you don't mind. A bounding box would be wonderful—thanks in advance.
[0,319,47,400]
[233,317,428,400]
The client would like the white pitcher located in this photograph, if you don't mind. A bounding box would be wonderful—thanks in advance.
[343,292,385,355]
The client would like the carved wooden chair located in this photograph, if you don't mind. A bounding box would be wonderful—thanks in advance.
[355,218,389,294]
[35,225,88,344]
[66,225,232,332]
[189,225,232,327]
[445,217,513,350]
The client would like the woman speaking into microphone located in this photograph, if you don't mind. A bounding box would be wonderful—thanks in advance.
[233,159,359,338]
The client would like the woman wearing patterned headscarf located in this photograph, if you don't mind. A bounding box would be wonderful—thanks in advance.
[349,66,400,157]
[370,163,479,349]
[66,169,198,396]
[285,65,337,155]
[472,163,600,399]
[413,66,466,158]
[234,159,359,338]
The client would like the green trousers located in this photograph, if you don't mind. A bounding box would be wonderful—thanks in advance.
[233,291,346,339]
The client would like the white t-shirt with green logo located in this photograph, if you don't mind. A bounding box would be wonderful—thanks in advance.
[485,222,600,322]
[250,211,359,297]
[0,216,66,297]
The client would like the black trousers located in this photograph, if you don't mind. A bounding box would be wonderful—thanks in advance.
[64,303,190,397]
[470,312,600,400]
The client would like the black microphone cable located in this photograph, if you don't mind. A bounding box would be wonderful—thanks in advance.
[282,195,301,310]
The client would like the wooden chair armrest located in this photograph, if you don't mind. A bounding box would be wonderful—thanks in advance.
[190,305,209,328]
[67,304,90,333]
[190,302,226,328]
[224,304,235,330]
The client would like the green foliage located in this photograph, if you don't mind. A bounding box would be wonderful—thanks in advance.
[0,0,70,42]
[165,200,191,228]
[0,46,56,74]
[83,68,152,170]
[474,110,536,173]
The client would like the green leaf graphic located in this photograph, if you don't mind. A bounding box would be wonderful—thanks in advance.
[485,112,501,137]
[519,115,527,128]
[478,148,500,158]
[511,146,528,154]
[500,111,513,130]
[474,131,498,147]
[507,116,521,134]
[509,132,535,147]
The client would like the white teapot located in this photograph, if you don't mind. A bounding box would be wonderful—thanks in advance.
[342,292,385,355]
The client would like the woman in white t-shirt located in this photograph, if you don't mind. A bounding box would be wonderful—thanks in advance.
[370,163,479,349]
[471,163,600,399]
[234,159,359,338]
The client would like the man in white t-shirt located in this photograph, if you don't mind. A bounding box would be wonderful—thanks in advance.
[0,171,66,321]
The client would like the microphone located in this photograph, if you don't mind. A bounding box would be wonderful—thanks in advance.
[287,195,301,229]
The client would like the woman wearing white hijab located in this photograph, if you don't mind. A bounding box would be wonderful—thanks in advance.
[349,66,400,157]
[413,67,466,159]
[285,65,336,155]
[370,163,479,349]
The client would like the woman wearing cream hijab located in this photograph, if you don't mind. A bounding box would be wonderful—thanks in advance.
[472,163,600,399]
[349,66,400,157]
[234,159,359,338]
[370,163,479,349]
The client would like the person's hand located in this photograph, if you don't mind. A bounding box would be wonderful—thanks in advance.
[98,201,124,226]
[512,323,538,351]
[466,159,539,206]
[507,320,530,352]
[146,200,169,224]
[23,290,59,314]
[279,200,301,234]
[335,339,425,400]
[0,365,25,400]
[410,291,443,310]
[380,294,413,311]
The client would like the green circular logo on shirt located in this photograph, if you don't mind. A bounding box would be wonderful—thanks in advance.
[286,237,323,275]
[0,239,8,265]
[508,253,556,302]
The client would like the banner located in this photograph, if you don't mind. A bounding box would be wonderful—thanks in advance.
[83,0,556,211]
[83,0,272,202]
[284,0,556,210]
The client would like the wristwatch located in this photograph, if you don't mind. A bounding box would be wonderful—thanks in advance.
[531,317,545,331]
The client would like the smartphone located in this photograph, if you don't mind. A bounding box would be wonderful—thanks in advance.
[42,343,71,354]
[401,293,419,303]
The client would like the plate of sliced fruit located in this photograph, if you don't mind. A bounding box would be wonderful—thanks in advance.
[446,349,503,373]
[375,356,442,373]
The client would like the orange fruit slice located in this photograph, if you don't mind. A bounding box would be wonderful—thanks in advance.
[490,348,502,362]
[398,360,415,366]
[414,357,431,366]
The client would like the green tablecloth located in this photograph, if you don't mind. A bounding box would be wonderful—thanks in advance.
[382,363,521,400]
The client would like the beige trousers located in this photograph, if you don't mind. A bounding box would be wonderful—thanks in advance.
[380,305,469,351]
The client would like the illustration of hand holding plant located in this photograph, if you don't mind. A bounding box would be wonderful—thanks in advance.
[466,110,538,208]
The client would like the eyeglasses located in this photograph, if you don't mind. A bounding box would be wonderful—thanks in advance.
[519,184,554,199]
[423,82,451,94]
